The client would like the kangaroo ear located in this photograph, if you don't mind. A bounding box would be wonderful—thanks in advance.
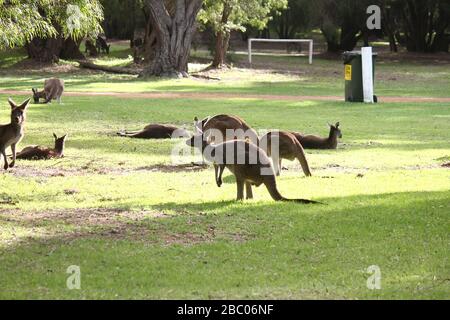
[335,122,340,128]
[18,98,31,110]
[32,88,37,94]
[8,98,17,109]
[53,133,58,139]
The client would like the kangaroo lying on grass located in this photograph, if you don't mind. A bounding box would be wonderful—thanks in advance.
[260,131,312,177]
[292,122,342,150]
[0,98,30,170]
[186,134,319,203]
[32,78,64,104]
[16,133,67,160]
[117,124,190,139]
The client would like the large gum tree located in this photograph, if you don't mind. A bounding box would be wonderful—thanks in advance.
[140,0,203,78]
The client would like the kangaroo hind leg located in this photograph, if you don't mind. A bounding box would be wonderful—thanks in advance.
[245,182,253,200]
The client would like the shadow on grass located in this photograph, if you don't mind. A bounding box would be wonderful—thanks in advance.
[3,190,448,249]
[0,190,448,299]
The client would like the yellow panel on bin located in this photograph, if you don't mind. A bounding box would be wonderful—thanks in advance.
[345,65,352,80]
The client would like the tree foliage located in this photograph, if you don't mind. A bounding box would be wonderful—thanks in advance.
[100,0,144,40]
[0,0,104,50]
[382,0,450,52]
[270,0,313,39]
[198,0,287,67]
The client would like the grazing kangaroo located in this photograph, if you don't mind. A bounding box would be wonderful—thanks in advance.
[117,124,190,139]
[186,134,319,203]
[194,114,259,145]
[16,133,67,160]
[32,78,64,104]
[292,122,342,150]
[260,131,312,177]
[96,36,110,54]
[0,98,30,170]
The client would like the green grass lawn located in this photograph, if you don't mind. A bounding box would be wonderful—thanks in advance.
[1,45,449,98]
[0,93,448,299]
[0,46,449,299]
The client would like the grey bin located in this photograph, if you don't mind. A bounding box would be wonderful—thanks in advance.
[343,51,378,103]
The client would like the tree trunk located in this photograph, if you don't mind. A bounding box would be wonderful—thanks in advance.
[212,31,230,68]
[27,37,85,63]
[140,0,203,78]
[211,3,232,69]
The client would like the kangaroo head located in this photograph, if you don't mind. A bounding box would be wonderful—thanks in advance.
[53,133,68,155]
[8,98,30,125]
[32,88,40,104]
[186,129,209,151]
[329,122,342,139]
[194,116,203,134]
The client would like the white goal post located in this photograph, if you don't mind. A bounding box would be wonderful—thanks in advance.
[248,38,314,65]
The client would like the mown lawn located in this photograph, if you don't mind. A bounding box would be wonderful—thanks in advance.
[1,45,450,98]
[0,91,448,299]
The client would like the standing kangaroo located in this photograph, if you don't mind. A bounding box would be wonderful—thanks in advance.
[96,36,110,54]
[16,133,67,160]
[186,134,319,203]
[117,124,190,139]
[85,39,98,57]
[260,131,312,177]
[0,98,30,170]
[195,114,260,182]
[194,114,259,145]
[32,78,64,104]
[292,122,342,150]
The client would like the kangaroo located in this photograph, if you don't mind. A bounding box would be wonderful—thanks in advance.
[96,36,110,54]
[260,131,312,177]
[117,124,190,139]
[16,133,67,160]
[195,114,260,180]
[32,78,64,104]
[194,114,259,145]
[0,98,30,170]
[85,39,98,57]
[186,134,319,203]
[292,122,342,150]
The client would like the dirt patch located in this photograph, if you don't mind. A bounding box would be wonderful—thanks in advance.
[0,207,246,248]
[134,163,209,173]
[5,162,210,178]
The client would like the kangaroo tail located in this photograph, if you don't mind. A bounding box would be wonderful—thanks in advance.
[264,176,322,204]
[295,140,312,177]
[282,198,324,204]
[264,176,284,201]
[117,132,128,137]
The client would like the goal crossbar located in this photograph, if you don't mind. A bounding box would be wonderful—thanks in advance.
[248,38,314,65]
